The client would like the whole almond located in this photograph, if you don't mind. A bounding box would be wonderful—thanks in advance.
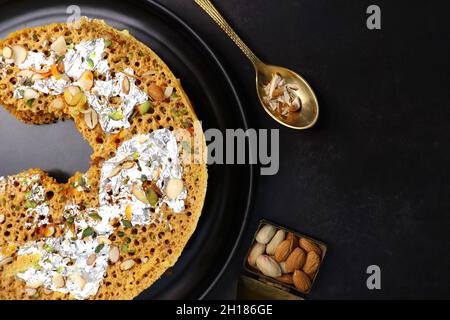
[307,270,317,279]
[247,242,266,267]
[293,270,311,293]
[275,274,294,284]
[266,229,285,255]
[148,83,165,101]
[287,232,298,244]
[299,238,322,256]
[274,238,294,262]
[255,255,282,278]
[303,251,321,276]
[285,247,306,273]
[255,224,276,244]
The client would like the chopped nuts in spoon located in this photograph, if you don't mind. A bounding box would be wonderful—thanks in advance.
[262,73,302,117]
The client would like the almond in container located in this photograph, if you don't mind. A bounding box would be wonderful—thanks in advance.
[255,224,276,244]
[266,229,285,255]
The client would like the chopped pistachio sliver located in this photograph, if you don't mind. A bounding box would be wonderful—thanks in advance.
[43,243,54,253]
[146,189,158,207]
[23,79,33,87]
[56,266,64,273]
[181,119,192,128]
[171,106,188,119]
[25,99,34,107]
[89,212,102,221]
[138,101,152,115]
[56,55,65,64]
[104,39,112,47]
[95,243,105,254]
[78,176,86,188]
[86,58,94,69]
[82,227,95,238]
[109,110,124,121]
[118,231,125,237]
[163,223,171,233]
[132,152,139,160]
[32,32,38,42]
[121,237,131,253]
[121,241,128,253]
[122,219,132,228]
[24,200,37,209]
[65,216,74,226]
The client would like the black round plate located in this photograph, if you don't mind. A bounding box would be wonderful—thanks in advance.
[0,0,253,299]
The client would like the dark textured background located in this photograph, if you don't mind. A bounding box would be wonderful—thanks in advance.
[1,0,450,299]
[158,0,450,299]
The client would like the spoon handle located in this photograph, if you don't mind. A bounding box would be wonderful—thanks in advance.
[195,0,262,67]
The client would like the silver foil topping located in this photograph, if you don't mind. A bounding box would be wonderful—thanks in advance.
[87,68,148,133]
[9,39,147,134]
[64,39,108,79]
[31,78,69,95]
[17,203,110,300]
[19,175,51,228]
[12,130,186,299]
[99,129,186,227]
[17,236,109,300]
[18,51,54,71]
[14,78,69,98]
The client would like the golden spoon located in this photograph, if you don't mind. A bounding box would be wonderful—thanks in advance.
[195,0,319,130]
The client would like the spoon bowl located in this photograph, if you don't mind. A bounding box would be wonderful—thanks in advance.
[196,0,319,130]
[255,63,319,129]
